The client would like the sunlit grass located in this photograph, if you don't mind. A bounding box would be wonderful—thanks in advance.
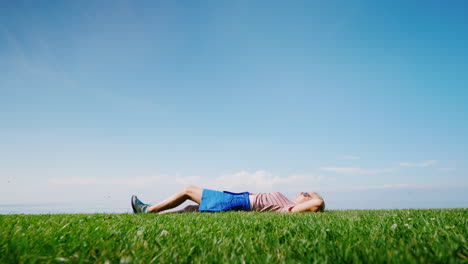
[1,208,466,263]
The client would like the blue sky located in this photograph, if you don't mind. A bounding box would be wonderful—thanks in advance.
[1,0,467,212]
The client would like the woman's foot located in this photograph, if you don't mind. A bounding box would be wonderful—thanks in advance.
[131,195,149,213]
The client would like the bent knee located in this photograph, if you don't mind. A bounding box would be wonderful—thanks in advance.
[184,185,201,195]
[183,185,203,203]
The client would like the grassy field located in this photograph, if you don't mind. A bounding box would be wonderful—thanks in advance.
[1,209,466,263]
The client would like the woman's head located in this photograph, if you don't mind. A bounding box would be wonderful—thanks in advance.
[294,192,325,212]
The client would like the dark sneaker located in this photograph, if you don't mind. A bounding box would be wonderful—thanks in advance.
[131,195,149,213]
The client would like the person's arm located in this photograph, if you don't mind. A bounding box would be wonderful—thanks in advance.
[290,199,324,213]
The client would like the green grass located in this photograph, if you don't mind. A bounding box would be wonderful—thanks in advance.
[1,209,466,263]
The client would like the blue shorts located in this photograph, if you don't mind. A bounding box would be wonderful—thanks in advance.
[198,189,251,212]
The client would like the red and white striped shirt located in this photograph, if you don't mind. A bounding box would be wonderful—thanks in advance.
[249,192,296,213]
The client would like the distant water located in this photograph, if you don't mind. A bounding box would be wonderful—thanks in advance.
[0,204,130,215]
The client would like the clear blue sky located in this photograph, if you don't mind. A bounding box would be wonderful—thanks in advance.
[1,0,467,212]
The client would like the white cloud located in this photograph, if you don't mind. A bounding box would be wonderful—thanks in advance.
[44,172,307,191]
[438,168,455,171]
[319,167,395,175]
[320,183,468,192]
[399,160,437,167]
[1,175,178,207]
[174,170,331,193]
[48,176,164,187]
[326,184,415,191]
[337,155,360,160]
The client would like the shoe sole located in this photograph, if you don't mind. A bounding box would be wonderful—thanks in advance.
[131,195,138,213]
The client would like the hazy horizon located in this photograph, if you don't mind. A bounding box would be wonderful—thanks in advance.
[1,0,467,212]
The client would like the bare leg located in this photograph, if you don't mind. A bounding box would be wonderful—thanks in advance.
[158,205,200,214]
[146,185,203,213]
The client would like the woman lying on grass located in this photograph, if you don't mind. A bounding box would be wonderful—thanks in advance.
[131,185,325,214]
